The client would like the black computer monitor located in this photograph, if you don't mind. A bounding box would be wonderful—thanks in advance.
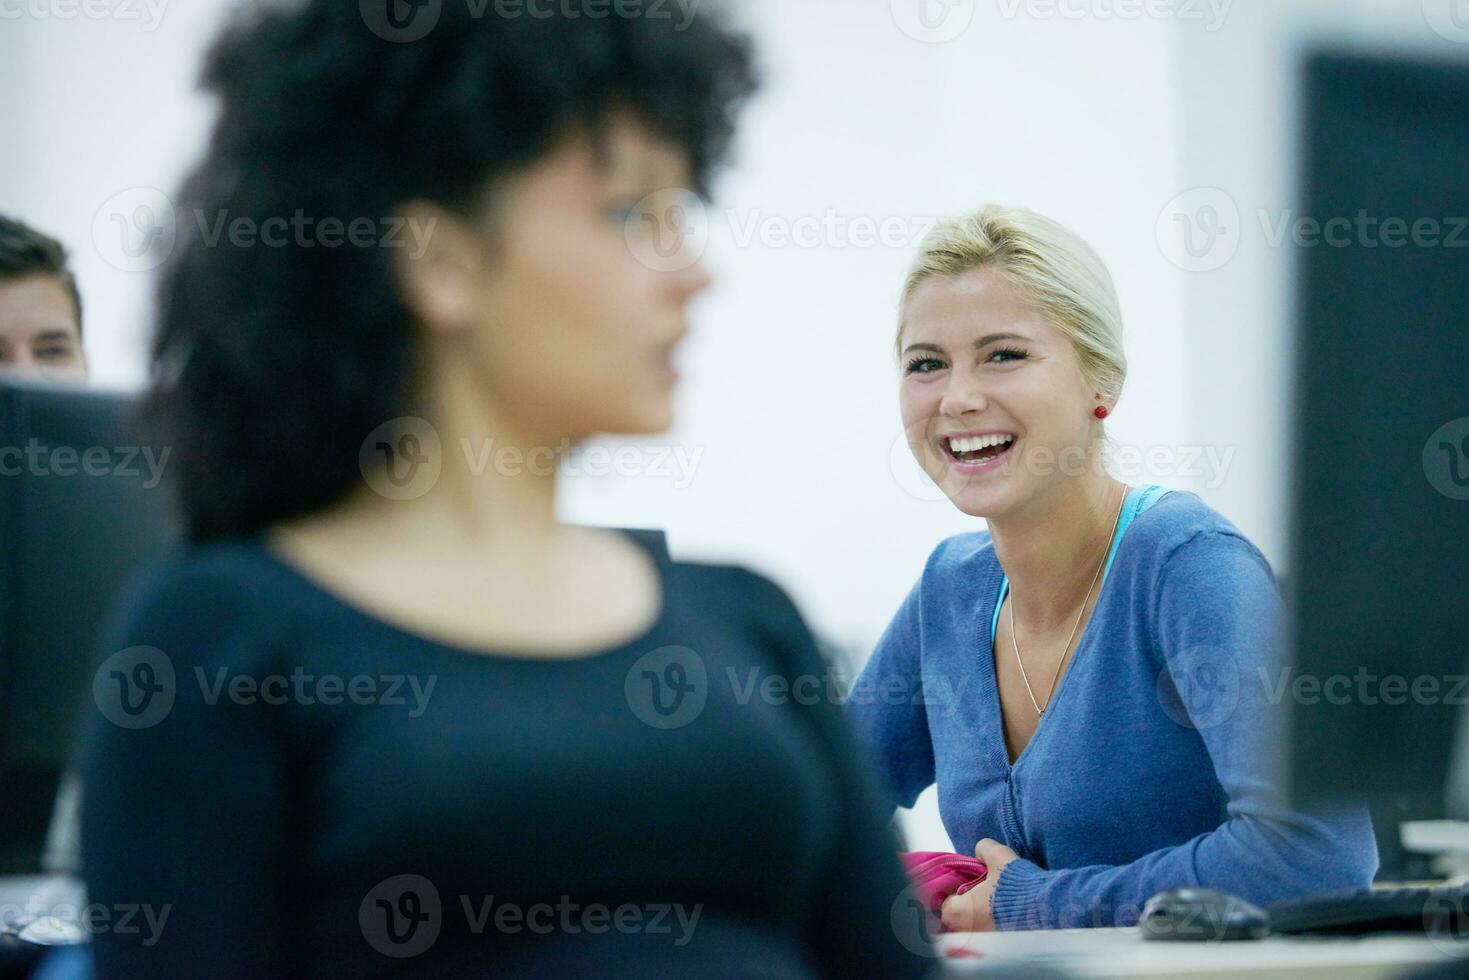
[0,379,179,873]
[1285,52,1469,829]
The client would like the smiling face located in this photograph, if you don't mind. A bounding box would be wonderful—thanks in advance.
[899,265,1103,518]
[0,274,86,381]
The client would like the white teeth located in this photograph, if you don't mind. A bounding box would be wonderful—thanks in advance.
[947,433,1015,454]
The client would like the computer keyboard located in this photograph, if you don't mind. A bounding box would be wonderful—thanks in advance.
[1268,883,1469,936]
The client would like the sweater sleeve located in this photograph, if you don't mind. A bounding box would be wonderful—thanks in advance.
[80,559,288,977]
[737,568,941,977]
[991,530,1379,930]
[844,576,937,810]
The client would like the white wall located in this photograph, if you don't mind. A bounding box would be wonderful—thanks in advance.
[0,1,224,389]
[569,0,1190,850]
[565,0,1192,648]
[6,0,1457,852]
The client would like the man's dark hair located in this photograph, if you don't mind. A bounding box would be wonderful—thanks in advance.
[0,215,84,331]
[144,1,757,541]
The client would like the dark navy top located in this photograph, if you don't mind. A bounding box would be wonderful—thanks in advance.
[80,532,935,977]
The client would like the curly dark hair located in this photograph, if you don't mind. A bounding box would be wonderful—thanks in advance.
[145,1,757,541]
[0,214,83,331]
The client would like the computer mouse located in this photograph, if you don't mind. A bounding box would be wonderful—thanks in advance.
[1140,887,1269,941]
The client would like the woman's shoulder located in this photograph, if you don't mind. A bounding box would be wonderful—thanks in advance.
[920,528,999,579]
[123,537,293,602]
[661,552,807,630]
[1124,488,1276,579]
[908,486,1254,553]
[659,553,832,675]
[105,538,302,649]
[908,487,1276,585]
[885,531,1004,617]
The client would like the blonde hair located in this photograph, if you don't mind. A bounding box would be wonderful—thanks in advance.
[897,204,1127,411]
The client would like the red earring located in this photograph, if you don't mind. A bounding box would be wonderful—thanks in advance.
[1094,406,1110,419]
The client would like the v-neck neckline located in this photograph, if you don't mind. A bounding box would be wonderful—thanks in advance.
[983,485,1142,772]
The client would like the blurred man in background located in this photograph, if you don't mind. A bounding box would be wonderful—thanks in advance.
[0,215,87,381]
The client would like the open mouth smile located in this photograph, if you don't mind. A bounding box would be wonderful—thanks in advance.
[938,432,1017,472]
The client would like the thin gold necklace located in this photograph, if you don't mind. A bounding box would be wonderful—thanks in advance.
[1008,484,1127,717]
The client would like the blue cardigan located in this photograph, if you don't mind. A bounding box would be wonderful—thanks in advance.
[848,485,1378,930]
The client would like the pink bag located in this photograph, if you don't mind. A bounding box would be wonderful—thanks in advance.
[901,851,989,915]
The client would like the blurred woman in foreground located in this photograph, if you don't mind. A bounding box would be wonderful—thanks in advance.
[80,5,933,976]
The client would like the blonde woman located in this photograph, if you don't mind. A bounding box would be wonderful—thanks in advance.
[848,205,1377,931]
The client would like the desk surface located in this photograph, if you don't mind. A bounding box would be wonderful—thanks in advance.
[3,876,1463,976]
[940,927,1466,979]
